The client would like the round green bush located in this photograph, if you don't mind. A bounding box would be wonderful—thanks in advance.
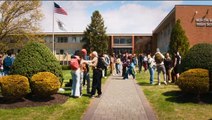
[177,68,209,94]
[30,72,60,97]
[11,41,63,83]
[182,43,212,72]
[0,75,31,100]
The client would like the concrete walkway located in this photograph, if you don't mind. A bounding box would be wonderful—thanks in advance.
[82,75,157,120]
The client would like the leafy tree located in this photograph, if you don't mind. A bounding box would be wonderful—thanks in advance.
[0,1,43,53]
[82,10,108,54]
[169,19,189,57]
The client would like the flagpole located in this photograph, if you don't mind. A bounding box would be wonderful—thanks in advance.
[52,2,55,55]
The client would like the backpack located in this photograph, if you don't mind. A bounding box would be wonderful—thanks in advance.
[70,57,80,70]
[97,57,105,70]
[155,53,163,64]
[3,56,13,69]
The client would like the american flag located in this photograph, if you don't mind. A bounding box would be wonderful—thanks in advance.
[54,2,67,15]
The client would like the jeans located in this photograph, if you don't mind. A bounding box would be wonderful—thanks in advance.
[116,63,121,74]
[149,67,154,84]
[83,72,90,94]
[71,69,81,97]
[124,67,135,79]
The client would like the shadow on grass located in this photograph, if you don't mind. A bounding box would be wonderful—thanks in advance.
[163,90,212,104]
[137,82,153,86]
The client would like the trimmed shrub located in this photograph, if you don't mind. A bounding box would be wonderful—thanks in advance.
[30,72,60,97]
[182,43,212,91]
[11,42,63,83]
[0,75,31,99]
[177,68,209,94]
[182,43,212,71]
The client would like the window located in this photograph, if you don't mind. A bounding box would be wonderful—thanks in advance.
[127,39,131,44]
[113,37,132,45]
[60,49,64,54]
[120,38,125,44]
[114,39,119,44]
[57,37,68,43]
[72,37,76,42]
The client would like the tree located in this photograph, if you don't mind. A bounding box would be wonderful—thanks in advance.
[0,1,43,53]
[82,10,108,54]
[169,19,189,57]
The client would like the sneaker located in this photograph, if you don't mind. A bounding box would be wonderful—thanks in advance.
[164,81,167,85]
[158,83,161,85]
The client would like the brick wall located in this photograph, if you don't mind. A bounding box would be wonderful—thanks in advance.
[176,5,212,47]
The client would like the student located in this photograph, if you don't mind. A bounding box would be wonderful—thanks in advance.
[81,49,91,94]
[70,50,82,98]
[173,51,181,81]
[147,54,156,84]
[85,51,104,98]
[3,50,14,75]
[154,48,167,85]
[164,52,173,83]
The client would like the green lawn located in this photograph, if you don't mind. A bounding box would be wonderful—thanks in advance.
[136,70,212,120]
[0,70,108,120]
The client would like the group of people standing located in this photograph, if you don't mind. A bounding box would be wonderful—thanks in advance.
[70,48,182,98]
[146,48,182,85]
[70,49,107,98]
[108,52,137,80]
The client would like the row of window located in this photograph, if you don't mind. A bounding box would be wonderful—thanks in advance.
[55,49,79,55]
[114,37,132,44]
[45,36,83,43]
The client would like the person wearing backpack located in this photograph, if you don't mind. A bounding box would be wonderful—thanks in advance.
[154,48,167,85]
[70,50,82,98]
[173,51,182,82]
[3,50,14,75]
[86,51,104,98]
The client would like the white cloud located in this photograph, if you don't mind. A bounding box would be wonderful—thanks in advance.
[102,3,168,33]
[159,1,183,11]
[40,1,109,32]
[40,1,180,33]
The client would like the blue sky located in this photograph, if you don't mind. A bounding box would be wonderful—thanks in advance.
[40,1,212,33]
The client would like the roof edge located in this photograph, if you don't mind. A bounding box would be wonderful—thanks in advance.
[153,6,176,33]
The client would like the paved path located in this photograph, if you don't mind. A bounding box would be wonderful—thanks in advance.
[82,75,157,120]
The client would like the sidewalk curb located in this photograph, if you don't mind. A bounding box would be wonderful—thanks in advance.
[134,79,158,120]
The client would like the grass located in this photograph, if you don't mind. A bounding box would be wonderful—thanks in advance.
[0,69,109,120]
[136,69,212,120]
